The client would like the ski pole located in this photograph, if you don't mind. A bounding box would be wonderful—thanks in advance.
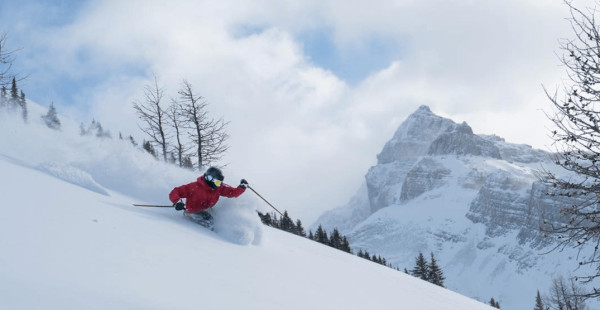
[246,184,284,216]
[133,204,173,207]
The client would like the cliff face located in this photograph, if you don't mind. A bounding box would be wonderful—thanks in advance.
[313,105,588,310]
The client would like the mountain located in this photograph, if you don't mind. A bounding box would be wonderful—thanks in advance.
[0,102,498,309]
[314,105,597,309]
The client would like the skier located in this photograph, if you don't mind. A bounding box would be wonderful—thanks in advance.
[169,166,248,226]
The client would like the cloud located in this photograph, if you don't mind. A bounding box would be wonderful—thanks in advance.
[0,0,588,224]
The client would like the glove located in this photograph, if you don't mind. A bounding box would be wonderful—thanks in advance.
[174,201,185,211]
[240,179,248,189]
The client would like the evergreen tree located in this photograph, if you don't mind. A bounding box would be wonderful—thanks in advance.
[93,120,111,138]
[0,86,7,110]
[182,156,194,170]
[495,301,500,309]
[308,229,314,240]
[9,77,18,110]
[489,298,496,308]
[19,90,27,122]
[428,253,445,287]
[341,236,352,254]
[280,210,295,233]
[295,219,306,237]
[357,249,364,258]
[411,252,429,281]
[315,225,328,245]
[404,268,410,274]
[119,132,123,140]
[129,135,138,147]
[42,102,61,130]
[257,211,273,226]
[534,290,544,310]
[363,250,371,261]
[329,228,342,249]
[143,140,157,158]
[271,212,280,229]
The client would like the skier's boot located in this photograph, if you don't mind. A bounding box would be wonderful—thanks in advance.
[184,210,214,229]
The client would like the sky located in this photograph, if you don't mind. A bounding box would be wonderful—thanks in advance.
[0,0,590,224]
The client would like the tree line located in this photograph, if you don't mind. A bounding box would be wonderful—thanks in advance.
[257,210,400,271]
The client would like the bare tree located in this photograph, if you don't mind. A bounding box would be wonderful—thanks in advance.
[166,98,191,167]
[178,79,229,170]
[133,74,170,162]
[544,276,589,310]
[537,1,600,298]
[0,32,22,87]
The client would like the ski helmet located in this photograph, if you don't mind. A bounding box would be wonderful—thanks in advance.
[204,166,224,189]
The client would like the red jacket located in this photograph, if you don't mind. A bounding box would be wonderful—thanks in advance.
[169,176,246,213]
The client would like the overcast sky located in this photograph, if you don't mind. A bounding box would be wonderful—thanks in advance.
[0,0,589,224]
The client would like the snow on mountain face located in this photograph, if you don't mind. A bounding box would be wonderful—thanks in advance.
[314,106,598,310]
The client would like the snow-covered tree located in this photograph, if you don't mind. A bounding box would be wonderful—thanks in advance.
[42,102,61,130]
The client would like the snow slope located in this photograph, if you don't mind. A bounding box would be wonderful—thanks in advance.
[0,103,496,309]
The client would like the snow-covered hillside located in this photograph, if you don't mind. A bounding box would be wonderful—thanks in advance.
[314,106,600,310]
[0,103,496,309]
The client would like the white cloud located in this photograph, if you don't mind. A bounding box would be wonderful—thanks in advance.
[1,0,590,224]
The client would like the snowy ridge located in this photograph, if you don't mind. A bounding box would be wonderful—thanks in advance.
[0,102,497,309]
[313,106,597,310]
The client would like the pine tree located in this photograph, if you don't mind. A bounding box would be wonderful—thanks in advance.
[19,90,27,122]
[42,102,61,130]
[119,132,123,140]
[495,301,500,309]
[315,225,328,245]
[182,156,194,170]
[330,228,342,249]
[280,210,295,233]
[0,86,7,108]
[489,298,496,308]
[143,140,157,158]
[341,236,352,254]
[295,219,306,237]
[428,253,445,287]
[357,249,364,258]
[129,135,138,147]
[9,77,18,111]
[271,212,280,229]
[411,252,429,281]
[404,268,410,274]
[364,250,371,261]
[308,229,314,240]
[80,123,89,136]
[534,290,544,310]
[93,120,111,138]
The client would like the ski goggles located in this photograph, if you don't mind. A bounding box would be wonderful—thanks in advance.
[206,175,223,187]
